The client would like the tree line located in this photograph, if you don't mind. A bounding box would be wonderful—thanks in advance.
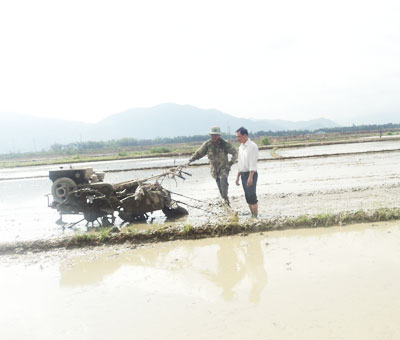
[50,135,209,153]
[252,123,400,137]
[50,123,400,154]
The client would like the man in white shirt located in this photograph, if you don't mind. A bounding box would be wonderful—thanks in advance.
[235,127,259,217]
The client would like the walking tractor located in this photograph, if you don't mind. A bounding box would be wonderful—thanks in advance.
[47,166,189,226]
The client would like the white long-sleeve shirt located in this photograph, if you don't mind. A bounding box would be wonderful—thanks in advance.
[238,138,258,172]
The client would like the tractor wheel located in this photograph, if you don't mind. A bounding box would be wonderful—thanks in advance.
[119,211,147,223]
[51,177,77,203]
[83,209,104,223]
[162,205,188,218]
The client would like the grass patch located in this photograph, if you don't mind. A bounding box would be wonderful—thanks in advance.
[313,212,336,226]
[270,147,281,158]
[150,147,171,154]
[72,232,98,245]
[3,207,400,255]
[289,215,312,227]
[373,207,400,221]
[98,227,110,242]
[260,137,270,145]
[183,224,193,233]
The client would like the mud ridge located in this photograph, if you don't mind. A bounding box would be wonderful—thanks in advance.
[2,148,400,182]
[1,207,400,255]
[266,182,400,198]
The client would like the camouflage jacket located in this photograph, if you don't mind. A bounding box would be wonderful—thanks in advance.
[189,138,238,179]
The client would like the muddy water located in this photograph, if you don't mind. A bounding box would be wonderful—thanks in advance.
[276,139,400,157]
[1,221,400,340]
[3,137,399,182]
[0,156,192,180]
[1,146,400,242]
[249,150,400,219]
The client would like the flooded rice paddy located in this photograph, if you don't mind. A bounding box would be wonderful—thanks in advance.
[1,139,400,242]
[276,138,400,157]
[2,139,400,339]
[1,221,400,340]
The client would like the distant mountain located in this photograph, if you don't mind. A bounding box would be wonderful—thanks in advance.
[94,103,338,140]
[0,104,338,154]
[0,112,93,154]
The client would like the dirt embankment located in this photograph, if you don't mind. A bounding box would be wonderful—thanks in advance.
[1,207,400,255]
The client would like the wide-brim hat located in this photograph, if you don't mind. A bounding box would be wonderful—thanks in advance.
[209,126,222,135]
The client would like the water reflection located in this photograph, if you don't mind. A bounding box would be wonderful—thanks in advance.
[200,239,245,301]
[59,235,268,303]
[245,238,268,303]
[200,237,267,302]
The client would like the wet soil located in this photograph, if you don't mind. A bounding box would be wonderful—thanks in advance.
[2,140,400,339]
[1,207,400,255]
[1,140,400,247]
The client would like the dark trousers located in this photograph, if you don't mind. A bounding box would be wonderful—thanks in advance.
[240,171,258,204]
[216,175,229,202]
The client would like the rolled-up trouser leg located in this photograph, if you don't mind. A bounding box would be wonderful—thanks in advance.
[240,171,258,204]
[216,174,229,202]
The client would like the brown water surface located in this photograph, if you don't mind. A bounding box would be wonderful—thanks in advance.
[1,221,400,339]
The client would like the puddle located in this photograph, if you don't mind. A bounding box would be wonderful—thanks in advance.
[1,221,400,339]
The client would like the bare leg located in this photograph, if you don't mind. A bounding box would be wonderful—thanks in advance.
[249,203,258,217]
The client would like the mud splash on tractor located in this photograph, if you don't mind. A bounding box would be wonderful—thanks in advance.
[48,166,190,226]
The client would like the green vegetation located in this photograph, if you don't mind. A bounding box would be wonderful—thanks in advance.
[3,207,400,254]
[387,131,393,135]
[49,135,207,155]
[253,122,400,137]
[183,224,193,233]
[290,215,312,226]
[270,147,281,158]
[260,137,270,145]
[98,227,110,242]
[2,122,400,169]
[150,147,171,154]
[373,207,399,221]
[72,232,97,244]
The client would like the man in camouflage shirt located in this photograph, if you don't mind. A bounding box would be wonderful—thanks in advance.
[187,126,238,204]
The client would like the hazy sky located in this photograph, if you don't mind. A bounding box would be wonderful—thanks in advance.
[0,0,399,124]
